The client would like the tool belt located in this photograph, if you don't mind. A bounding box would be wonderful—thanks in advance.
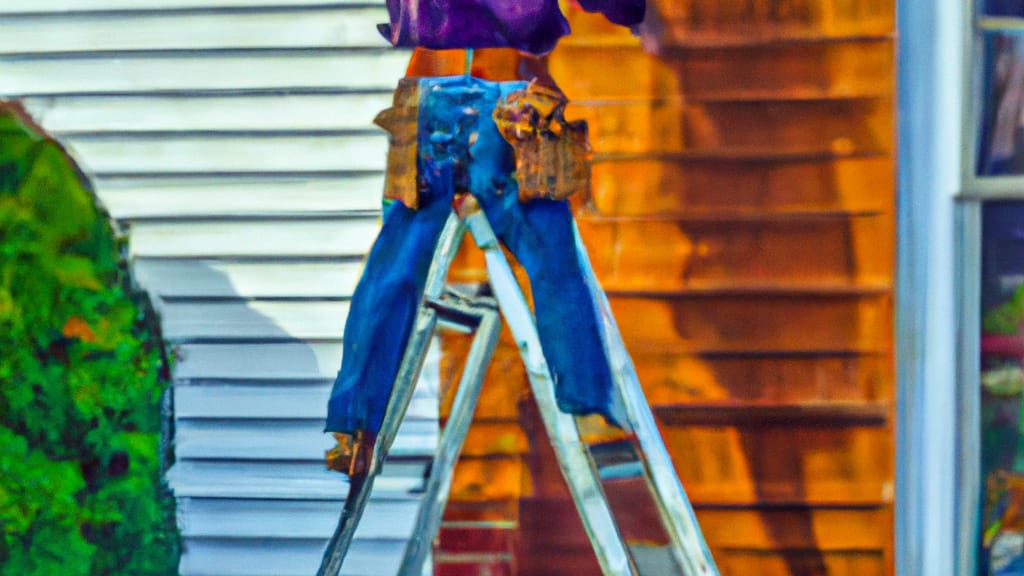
[375,79,592,210]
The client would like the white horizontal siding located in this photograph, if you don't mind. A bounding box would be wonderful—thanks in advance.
[171,340,440,384]
[0,53,408,97]
[161,300,349,341]
[167,461,349,500]
[173,384,438,420]
[171,463,428,576]
[133,259,363,298]
[23,94,388,133]
[1,0,370,13]
[179,538,407,576]
[63,134,388,175]
[93,177,383,219]
[177,499,419,540]
[0,10,388,54]
[172,342,343,380]
[175,419,437,460]
[166,461,427,500]
[128,219,380,258]
[9,3,433,573]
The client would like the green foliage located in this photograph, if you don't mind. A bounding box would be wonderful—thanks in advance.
[0,103,178,575]
[984,283,1024,335]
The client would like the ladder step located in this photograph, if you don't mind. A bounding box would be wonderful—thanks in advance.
[630,545,680,575]
[599,462,646,482]
[590,438,645,482]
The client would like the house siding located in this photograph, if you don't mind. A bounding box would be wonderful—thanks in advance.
[0,3,430,575]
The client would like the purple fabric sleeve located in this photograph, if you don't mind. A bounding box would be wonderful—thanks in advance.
[378,0,646,55]
[379,0,571,55]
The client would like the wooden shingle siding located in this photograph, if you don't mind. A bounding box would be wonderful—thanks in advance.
[0,3,425,574]
[437,4,896,575]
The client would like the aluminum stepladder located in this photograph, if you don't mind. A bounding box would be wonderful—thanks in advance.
[318,196,719,576]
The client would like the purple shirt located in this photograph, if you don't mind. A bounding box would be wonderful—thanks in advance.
[378,0,646,55]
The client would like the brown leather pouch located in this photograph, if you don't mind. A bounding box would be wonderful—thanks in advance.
[493,83,592,202]
[374,78,421,209]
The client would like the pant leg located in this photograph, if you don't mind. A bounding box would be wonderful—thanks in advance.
[327,76,502,435]
[325,183,452,434]
[467,85,618,425]
[498,198,618,424]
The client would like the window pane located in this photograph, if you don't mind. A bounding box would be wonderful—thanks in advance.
[980,201,1024,575]
[977,32,1024,176]
[986,1,1024,17]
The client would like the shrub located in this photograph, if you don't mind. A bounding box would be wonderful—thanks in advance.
[0,103,179,575]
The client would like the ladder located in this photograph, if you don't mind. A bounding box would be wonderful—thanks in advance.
[318,196,719,576]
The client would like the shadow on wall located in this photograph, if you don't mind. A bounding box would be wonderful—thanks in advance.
[527,4,898,574]
[126,228,441,574]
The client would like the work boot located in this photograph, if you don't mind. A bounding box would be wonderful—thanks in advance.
[326,430,376,477]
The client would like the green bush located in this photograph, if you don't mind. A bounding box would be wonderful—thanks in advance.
[0,103,179,575]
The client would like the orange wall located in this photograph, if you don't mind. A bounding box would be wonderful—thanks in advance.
[435,2,896,574]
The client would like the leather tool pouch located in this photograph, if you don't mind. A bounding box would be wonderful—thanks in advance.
[374,78,422,209]
[493,83,592,202]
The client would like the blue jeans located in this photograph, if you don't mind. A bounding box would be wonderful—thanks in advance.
[326,76,616,434]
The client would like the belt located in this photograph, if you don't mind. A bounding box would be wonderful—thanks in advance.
[373,76,592,209]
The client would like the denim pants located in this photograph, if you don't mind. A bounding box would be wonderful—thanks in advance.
[325,76,616,434]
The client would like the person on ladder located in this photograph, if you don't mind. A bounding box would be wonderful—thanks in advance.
[324,0,646,477]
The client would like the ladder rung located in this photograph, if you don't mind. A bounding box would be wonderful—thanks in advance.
[599,462,646,482]
[426,294,498,330]
[589,438,640,464]
[630,545,679,574]
[590,439,646,481]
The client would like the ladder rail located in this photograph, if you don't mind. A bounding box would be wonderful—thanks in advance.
[317,214,466,576]
[460,202,638,576]
[572,223,720,576]
[319,208,718,576]
[399,296,502,574]
[317,304,439,576]
[377,213,467,461]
